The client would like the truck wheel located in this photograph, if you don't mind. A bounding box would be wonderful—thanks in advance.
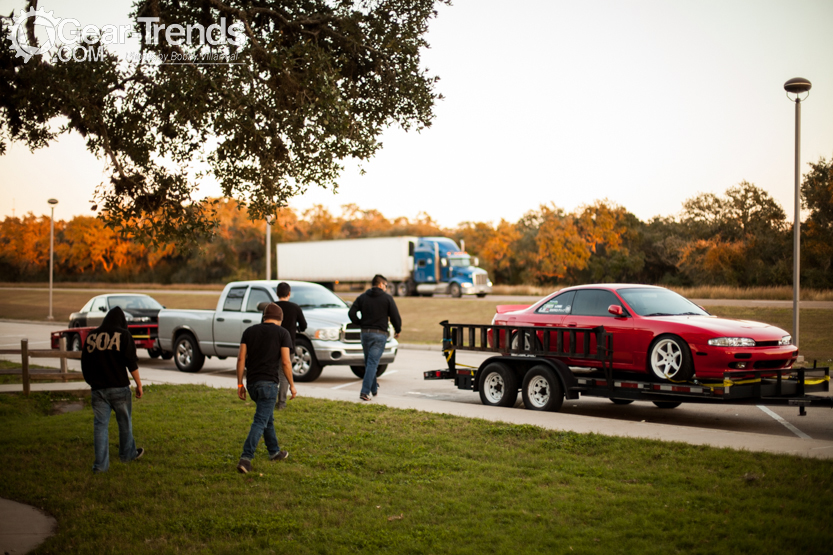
[652,401,682,409]
[69,333,82,352]
[293,338,323,382]
[396,282,410,297]
[147,346,161,359]
[521,365,564,412]
[350,364,388,379]
[478,362,518,407]
[174,333,205,373]
[648,335,693,382]
[161,351,174,360]
[449,282,462,298]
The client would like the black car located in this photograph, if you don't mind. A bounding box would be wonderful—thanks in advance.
[69,294,163,328]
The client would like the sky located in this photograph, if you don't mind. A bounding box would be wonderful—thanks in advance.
[1,0,832,228]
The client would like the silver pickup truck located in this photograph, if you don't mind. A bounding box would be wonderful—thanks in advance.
[157,280,398,381]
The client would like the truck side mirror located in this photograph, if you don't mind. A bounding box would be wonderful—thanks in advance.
[408,242,415,256]
[473,257,479,267]
[608,305,624,317]
[441,259,448,267]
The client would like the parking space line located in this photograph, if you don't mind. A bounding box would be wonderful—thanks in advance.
[757,405,812,439]
[331,381,360,390]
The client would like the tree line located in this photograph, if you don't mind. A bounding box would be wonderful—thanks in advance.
[2,156,831,288]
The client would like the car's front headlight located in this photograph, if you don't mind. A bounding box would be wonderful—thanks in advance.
[314,328,341,341]
[707,337,756,347]
[779,335,792,346]
[133,316,150,323]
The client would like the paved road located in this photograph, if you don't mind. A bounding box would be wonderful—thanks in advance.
[3,320,832,455]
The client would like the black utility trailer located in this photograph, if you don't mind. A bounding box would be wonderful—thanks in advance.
[423,321,832,415]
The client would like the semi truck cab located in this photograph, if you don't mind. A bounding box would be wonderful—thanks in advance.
[412,237,492,297]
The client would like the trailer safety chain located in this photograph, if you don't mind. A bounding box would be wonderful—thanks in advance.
[442,348,478,369]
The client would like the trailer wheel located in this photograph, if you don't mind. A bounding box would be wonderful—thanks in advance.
[478,362,518,407]
[648,335,694,382]
[174,333,205,373]
[396,282,410,297]
[293,337,323,382]
[610,398,634,405]
[652,401,682,409]
[350,364,387,379]
[521,365,564,412]
[161,351,173,360]
[69,333,82,352]
[449,282,462,298]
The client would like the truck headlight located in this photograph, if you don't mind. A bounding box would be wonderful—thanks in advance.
[462,282,472,288]
[779,335,792,346]
[314,328,341,341]
[708,337,755,347]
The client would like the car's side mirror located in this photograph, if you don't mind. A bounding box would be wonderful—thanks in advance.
[99,306,107,312]
[608,305,624,317]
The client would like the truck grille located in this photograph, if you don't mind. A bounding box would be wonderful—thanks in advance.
[474,274,488,286]
[343,324,390,343]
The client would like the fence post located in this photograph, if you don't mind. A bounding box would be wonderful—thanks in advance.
[21,338,30,396]
[59,336,68,382]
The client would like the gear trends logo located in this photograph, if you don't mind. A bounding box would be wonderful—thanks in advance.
[9,7,60,63]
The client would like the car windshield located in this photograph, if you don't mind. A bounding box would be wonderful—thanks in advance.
[278,284,347,309]
[107,295,163,310]
[448,256,471,267]
[616,288,709,317]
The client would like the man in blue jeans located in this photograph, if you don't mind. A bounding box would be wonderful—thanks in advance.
[236,303,297,474]
[80,307,145,473]
[348,274,402,401]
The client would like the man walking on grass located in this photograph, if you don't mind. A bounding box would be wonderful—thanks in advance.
[81,306,145,473]
[348,274,401,402]
[236,303,297,474]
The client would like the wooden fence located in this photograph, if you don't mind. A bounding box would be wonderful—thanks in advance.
[0,338,84,395]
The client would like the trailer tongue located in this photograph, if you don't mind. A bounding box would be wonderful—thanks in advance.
[424,320,832,415]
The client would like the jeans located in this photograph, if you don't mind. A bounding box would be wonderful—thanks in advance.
[360,332,387,397]
[92,387,138,473]
[241,381,280,460]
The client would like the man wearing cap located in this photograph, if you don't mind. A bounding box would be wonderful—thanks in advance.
[236,302,297,474]
[348,274,402,401]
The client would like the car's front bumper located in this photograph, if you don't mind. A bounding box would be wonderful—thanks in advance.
[311,338,399,366]
[689,343,799,379]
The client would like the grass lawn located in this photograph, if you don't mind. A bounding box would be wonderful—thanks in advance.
[0,385,831,553]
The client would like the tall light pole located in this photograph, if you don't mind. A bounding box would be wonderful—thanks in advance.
[784,77,811,349]
[265,215,275,280]
[47,198,59,321]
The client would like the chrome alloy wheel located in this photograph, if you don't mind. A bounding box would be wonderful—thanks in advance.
[482,371,506,404]
[650,338,683,379]
[176,340,193,367]
[526,375,551,408]
[294,344,312,376]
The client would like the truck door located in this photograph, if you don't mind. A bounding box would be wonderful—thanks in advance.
[214,286,249,356]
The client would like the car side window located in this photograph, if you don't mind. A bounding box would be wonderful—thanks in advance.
[246,288,273,313]
[223,287,247,312]
[536,291,575,314]
[571,290,624,317]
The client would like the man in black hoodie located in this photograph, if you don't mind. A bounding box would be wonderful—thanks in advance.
[81,307,145,473]
[348,274,401,401]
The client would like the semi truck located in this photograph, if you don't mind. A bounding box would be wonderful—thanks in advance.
[276,236,492,298]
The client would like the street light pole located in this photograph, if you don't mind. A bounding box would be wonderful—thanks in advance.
[47,198,59,321]
[265,215,275,280]
[784,77,811,348]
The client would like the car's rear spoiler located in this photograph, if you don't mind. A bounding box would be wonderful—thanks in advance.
[495,304,530,314]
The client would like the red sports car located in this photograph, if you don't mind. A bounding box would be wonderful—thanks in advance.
[491,284,798,381]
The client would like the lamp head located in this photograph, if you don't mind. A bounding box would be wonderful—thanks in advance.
[47,198,59,205]
[784,77,811,94]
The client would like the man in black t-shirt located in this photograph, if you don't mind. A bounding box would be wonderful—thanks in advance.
[81,306,145,473]
[276,282,306,409]
[236,303,297,474]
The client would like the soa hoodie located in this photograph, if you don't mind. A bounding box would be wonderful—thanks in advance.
[81,306,139,390]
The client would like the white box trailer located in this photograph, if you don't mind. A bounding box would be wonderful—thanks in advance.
[276,237,417,284]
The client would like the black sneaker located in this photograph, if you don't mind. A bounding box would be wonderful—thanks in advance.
[134,448,145,461]
[360,393,372,401]
[372,384,380,397]
[270,450,289,461]
[237,458,253,474]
